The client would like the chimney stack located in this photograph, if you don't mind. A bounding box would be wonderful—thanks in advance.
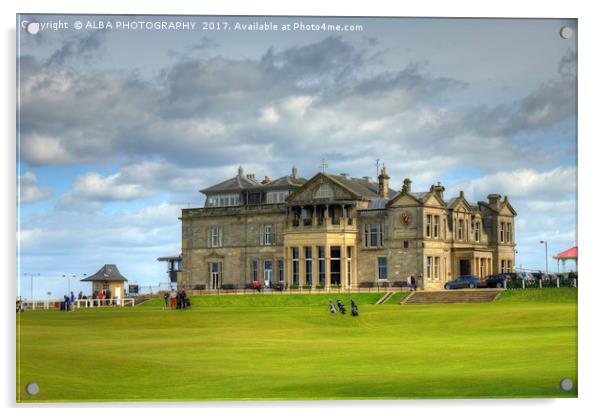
[238,166,244,177]
[430,182,445,199]
[378,164,390,198]
[261,176,270,184]
[246,173,256,181]
[292,166,298,179]
[402,178,412,194]
[488,194,501,208]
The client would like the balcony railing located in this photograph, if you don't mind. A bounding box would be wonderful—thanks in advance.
[288,217,356,230]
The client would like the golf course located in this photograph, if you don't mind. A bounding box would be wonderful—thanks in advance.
[16,288,577,402]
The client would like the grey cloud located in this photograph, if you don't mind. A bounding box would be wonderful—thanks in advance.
[18,34,575,180]
[46,30,108,66]
[558,48,577,78]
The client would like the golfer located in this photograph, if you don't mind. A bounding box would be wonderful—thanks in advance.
[170,289,177,309]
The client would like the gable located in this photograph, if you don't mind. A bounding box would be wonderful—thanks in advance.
[287,174,360,203]
[499,204,517,217]
[387,192,423,207]
[423,192,446,208]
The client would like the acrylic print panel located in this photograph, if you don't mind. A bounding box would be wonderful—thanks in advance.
[16,15,577,402]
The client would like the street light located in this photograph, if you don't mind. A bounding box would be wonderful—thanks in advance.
[540,240,548,274]
[24,273,40,300]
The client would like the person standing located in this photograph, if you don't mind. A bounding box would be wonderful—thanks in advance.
[411,275,417,291]
[98,290,105,306]
[407,275,413,291]
[70,291,75,311]
[163,292,169,309]
[170,289,177,309]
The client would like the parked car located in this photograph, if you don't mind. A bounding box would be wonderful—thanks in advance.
[444,275,480,289]
[516,272,534,281]
[531,272,545,280]
[485,274,510,288]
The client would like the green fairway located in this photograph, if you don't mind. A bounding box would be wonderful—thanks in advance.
[16,289,577,402]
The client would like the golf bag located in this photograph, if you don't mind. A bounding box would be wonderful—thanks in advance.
[351,300,359,317]
[336,300,346,315]
[328,301,337,314]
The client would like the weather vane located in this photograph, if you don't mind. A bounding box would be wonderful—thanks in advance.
[320,157,328,173]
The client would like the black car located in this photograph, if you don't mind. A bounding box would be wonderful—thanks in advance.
[485,274,510,288]
[444,275,480,289]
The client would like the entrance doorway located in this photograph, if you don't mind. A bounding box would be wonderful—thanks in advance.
[264,260,273,286]
[459,259,471,276]
[210,262,221,290]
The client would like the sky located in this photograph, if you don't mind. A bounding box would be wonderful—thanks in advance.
[16,15,577,299]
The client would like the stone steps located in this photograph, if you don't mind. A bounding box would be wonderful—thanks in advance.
[376,291,395,305]
[402,289,502,305]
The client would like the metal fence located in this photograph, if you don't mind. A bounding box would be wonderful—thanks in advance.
[505,277,577,290]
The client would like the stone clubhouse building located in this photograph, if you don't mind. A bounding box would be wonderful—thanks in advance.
[179,165,516,291]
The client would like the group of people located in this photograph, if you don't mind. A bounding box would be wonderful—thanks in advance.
[61,291,76,311]
[328,299,359,317]
[163,289,190,309]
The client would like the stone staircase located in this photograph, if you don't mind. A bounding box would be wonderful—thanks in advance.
[376,291,395,304]
[402,289,502,305]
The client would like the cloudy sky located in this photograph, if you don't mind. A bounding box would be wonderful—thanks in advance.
[17,15,577,298]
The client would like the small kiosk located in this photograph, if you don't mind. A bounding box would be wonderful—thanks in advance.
[553,246,578,272]
[81,264,128,301]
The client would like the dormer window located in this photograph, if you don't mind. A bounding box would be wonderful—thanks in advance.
[207,194,240,207]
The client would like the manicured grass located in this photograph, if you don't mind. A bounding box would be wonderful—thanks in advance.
[17,290,577,402]
[496,287,577,303]
[383,291,410,304]
[140,292,383,308]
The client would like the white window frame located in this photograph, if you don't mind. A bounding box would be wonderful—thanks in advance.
[262,224,274,246]
[426,215,432,238]
[210,227,222,247]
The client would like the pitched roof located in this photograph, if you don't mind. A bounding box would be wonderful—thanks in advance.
[262,174,307,189]
[326,174,398,199]
[366,198,389,210]
[201,174,261,193]
[553,246,578,259]
[81,264,128,282]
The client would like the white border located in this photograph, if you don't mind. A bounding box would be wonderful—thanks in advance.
[3,1,600,415]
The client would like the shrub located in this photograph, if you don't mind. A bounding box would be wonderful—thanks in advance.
[302,285,312,290]
[290,284,300,289]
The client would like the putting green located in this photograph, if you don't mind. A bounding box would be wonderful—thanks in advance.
[16,289,577,402]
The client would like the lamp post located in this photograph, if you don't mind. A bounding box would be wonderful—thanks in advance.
[24,273,40,300]
[540,240,548,274]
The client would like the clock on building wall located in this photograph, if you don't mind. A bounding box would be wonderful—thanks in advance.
[401,211,412,226]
